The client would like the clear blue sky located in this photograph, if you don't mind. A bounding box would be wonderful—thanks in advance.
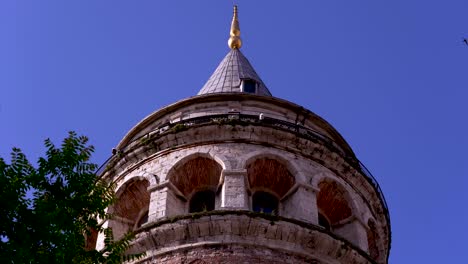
[1,1,467,262]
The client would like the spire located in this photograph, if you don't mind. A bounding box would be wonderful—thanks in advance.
[228,5,242,49]
[197,5,272,96]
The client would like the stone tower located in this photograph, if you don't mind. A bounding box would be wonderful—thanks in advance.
[96,6,391,264]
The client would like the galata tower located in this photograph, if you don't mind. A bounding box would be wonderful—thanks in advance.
[94,6,391,264]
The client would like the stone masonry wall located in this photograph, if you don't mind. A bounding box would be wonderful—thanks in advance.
[101,95,390,263]
[146,245,317,264]
[130,213,374,264]
[100,143,385,262]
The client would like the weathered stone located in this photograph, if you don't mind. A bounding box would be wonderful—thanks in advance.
[97,43,390,264]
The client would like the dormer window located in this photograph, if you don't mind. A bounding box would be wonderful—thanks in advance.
[241,79,257,94]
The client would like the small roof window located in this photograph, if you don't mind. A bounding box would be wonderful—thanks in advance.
[241,79,257,94]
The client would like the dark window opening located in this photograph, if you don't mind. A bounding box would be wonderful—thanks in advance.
[318,212,331,230]
[242,79,257,93]
[136,211,149,228]
[252,191,278,215]
[189,190,215,213]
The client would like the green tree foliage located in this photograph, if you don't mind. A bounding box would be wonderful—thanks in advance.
[0,132,144,263]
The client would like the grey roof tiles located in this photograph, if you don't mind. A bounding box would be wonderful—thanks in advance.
[198,49,272,96]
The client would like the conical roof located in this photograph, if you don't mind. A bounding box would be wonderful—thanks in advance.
[197,49,272,96]
[197,6,271,97]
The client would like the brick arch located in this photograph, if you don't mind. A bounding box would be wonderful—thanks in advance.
[311,173,360,215]
[117,172,159,188]
[316,178,353,226]
[239,150,301,177]
[167,153,223,197]
[245,155,296,198]
[115,176,148,197]
[112,178,150,223]
[107,178,150,239]
[169,152,227,172]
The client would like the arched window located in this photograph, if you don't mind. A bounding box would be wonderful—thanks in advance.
[189,190,215,213]
[252,191,278,215]
[246,157,295,216]
[168,156,222,214]
[110,179,150,238]
[316,179,352,227]
[246,158,295,199]
[316,179,363,246]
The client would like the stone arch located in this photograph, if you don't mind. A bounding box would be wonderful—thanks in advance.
[316,177,372,250]
[211,153,231,170]
[244,153,297,216]
[158,151,228,183]
[166,153,224,213]
[239,150,301,180]
[115,176,148,197]
[316,178,353,226]
[245,154,296,199]
[140,171,160,186]
[174,151,227,170]
[109,178,150,238]
[311,173,360,215]
[167,153,224,197]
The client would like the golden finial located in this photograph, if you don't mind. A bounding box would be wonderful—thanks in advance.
[228,5,242,49]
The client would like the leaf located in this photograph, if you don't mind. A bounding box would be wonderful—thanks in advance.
[0,132,144,263]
